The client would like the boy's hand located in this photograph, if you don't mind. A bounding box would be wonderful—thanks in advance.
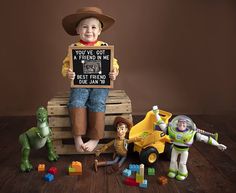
[67,68,75,80]
[109,69,119,80]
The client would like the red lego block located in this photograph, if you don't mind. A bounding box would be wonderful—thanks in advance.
[124,177,139,186]
[48,167,58,175]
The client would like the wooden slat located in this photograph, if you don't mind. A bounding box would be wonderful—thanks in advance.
[53,143,114,155]
[49,89,128,99]
[49,114,133,127]
[48,95,130,106]
[47,90,131,105]
[47,103,132,116]
[51,130,116,140]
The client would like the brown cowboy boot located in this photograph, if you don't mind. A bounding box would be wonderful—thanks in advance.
[69,108,87,136]
[87,111,105,139]
[94,159,108,172]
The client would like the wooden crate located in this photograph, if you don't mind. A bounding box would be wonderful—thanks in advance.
[47,90,133,155]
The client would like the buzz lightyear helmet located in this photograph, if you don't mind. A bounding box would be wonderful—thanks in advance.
[169,115,196,130]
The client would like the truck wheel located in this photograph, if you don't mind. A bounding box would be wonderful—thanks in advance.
[140,147,159,166]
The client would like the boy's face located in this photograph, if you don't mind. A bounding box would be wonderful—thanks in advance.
[76,17,102,42]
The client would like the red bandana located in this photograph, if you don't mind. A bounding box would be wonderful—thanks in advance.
[79,39,98,46]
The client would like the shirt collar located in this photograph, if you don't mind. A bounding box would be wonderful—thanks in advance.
[79,39,98,46]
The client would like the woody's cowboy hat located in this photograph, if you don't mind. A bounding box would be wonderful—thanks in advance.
[114,117,133,130]
[62,7,115,36]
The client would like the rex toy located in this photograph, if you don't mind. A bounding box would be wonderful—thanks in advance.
[19,107,59,172]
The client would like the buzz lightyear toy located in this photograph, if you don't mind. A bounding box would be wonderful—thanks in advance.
[153,105,227,181]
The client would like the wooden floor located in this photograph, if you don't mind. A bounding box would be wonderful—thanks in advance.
[0,115,235,193]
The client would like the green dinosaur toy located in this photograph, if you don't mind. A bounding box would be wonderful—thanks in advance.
[19,107,59,172]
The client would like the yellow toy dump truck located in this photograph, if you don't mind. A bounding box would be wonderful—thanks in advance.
[129,109,172,165]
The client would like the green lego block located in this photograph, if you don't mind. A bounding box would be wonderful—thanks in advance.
[148,168,155,175]
[69,167,76,173]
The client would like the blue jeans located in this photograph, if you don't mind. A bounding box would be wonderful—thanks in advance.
[106,156,127,167]
[68,88,109,112]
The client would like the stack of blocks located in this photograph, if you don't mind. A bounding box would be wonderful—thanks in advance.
[123,164,148,188]
[68,161,82,175]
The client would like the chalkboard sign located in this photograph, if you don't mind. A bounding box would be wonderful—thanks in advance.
[69,46,114,88]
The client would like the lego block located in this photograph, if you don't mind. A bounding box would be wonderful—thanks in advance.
[122,169,131,177]
[158,176,168,185]
[148,167,155,175]
[140,164,144,176]
[68,166,82,175]
[48,167,58,175]
[136,173,144,183]
[71,161,82,173]
[38,164,45,172]
[129,164,139,172]
[69,167,76,173]
[44,173,54,182]
[139,179,148,188]
[124,177,139,186]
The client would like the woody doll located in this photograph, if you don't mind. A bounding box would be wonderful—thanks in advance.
[61,7,119,152]
[94,117,143,173]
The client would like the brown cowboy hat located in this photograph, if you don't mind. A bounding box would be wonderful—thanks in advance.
[114,117,133,130]
[62,7,115,36]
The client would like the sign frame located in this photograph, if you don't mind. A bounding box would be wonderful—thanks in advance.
[69,45,114,88]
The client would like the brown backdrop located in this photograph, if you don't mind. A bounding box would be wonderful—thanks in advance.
[0,0,235,116]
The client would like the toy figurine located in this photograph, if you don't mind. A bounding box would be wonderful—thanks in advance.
[61,7,119,152]
[94,117,142,173]
[19,107,59,172]
[153,105,227,181]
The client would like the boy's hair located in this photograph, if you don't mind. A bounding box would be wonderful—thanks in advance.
[76,17,103,30]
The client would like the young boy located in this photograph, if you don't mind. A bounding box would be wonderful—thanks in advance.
[61,7,119,152]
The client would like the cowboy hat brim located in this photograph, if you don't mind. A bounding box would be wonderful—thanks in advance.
[62,12,115,36]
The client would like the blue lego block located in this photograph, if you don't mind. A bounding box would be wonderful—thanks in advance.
[44,173,54,182]
[129,164,139,172]
[122,169,132,177]
[139,179,148,188]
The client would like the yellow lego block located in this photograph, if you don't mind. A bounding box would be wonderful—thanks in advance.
[136,173,144,183]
